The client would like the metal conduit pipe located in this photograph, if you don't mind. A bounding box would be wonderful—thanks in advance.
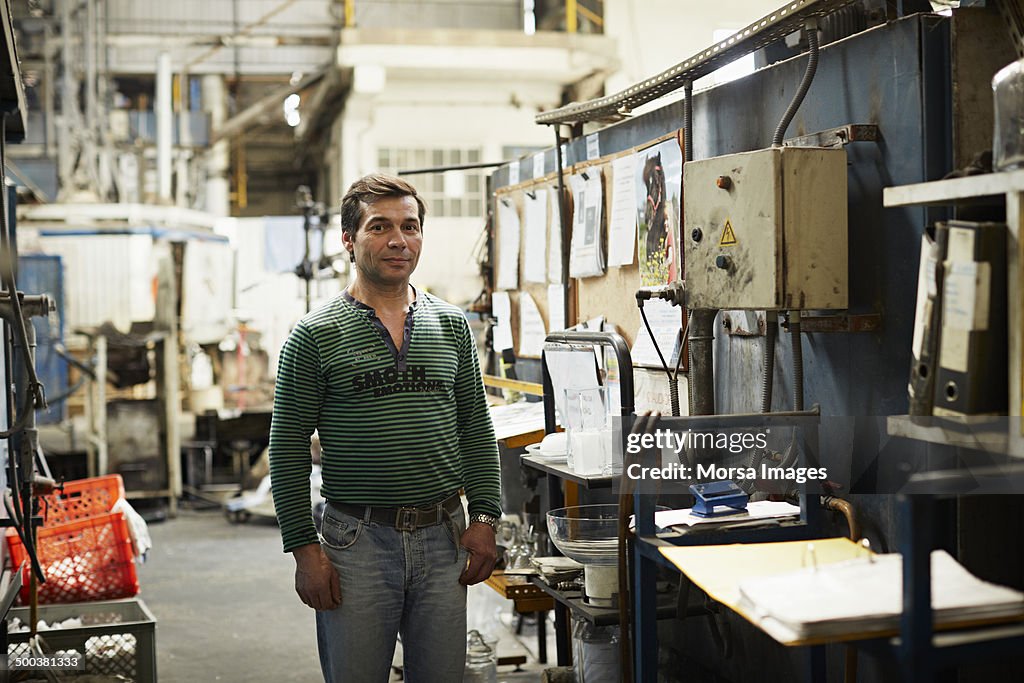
[761,312,777,413]
[688,309,717,415]
[790,311,804,411]
[772,19,820,147]
[684,81,694,162]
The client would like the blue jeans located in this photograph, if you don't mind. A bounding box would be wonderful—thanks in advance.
[315,502,468,683]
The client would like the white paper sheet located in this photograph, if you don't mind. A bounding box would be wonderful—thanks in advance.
[547,285,566,332]
[518,292,547,357]
[496,200,521,290]
[491,291,514,352]
[568,171,605,279]
[738,550,1024,643]
[547,195,564,284]
[631,298,683,368]
[608,154,638,267]
[586,134,600,161]
[509,160,520,186]
[523,189,548,284]
[544,347,601,427]
[653,501,801,529]
[533,152,545,179]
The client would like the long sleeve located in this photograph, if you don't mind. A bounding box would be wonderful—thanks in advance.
[453,317,501,518]
[269,322,324,552]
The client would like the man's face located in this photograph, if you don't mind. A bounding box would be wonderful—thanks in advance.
[344,195,423,287]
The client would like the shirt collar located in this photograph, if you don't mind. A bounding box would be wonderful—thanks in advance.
[342,285,419,315]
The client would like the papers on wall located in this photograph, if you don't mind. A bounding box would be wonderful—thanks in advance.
[568,171,606,279]
[491,291,514,352]
[586,134,600,161]
[737,550,1024,643]
[631,298,683,368]
[518,292,547,357]
[634,367,681,415]
[533,152,545,179]
[509,160,520,186]
[547,196,564,283]
[523,189,549,284]
[544,345,601,427]
[496,200,521,290]
[635,138,683,285]
[608,154,639,267]
[547,285,566,333]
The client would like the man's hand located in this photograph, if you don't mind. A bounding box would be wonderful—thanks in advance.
[458,522,498,585]
[292,543,342,611]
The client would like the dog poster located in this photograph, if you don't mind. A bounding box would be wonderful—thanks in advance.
[635,138,683,286]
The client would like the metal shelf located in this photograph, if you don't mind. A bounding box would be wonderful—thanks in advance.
[528,576,677,626]
[520,454,614,489]
[536,0,859,125]
[886,415,1023,458]
[883,169,1024,207]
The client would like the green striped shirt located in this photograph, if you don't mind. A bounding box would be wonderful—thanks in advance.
[268,290,501,552]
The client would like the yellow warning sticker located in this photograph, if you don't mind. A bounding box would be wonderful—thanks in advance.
[719,219,738,246]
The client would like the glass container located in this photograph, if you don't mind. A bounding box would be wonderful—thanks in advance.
[993,57,1024,171]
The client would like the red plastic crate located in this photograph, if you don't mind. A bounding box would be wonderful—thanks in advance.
[41,474,126,525]
[6,512,139,605]
[5,475,138,604]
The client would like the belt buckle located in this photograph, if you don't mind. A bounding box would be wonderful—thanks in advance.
[395,507,417,532]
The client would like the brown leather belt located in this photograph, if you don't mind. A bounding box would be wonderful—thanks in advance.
[327,492,462,532]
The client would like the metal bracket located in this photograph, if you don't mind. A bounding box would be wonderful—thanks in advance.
[784,124,880,148]
[723,312,882,335]
[787,313,883,333]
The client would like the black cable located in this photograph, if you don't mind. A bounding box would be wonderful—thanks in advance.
[54,343,97,380]
[772,22,820,147]
[3,491,45,583]
[0,117,46,413]
[41,375,87,406]
[638,301,690,418]
[639,301,671,383]
[0,115,47,585]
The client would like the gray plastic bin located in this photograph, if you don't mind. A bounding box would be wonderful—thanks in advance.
[7,597,156,682]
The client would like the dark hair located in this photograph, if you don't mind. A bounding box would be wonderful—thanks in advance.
[340,173,427,239]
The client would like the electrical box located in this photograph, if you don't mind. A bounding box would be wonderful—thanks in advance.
[683,147,848,310]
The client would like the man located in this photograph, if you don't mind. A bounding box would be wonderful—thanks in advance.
[269,173,501,682]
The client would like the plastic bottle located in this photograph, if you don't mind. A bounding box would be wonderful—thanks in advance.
[464,630,497,683]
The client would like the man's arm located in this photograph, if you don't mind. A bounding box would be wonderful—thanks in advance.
[452,315,501,584]
[269,322,324,553]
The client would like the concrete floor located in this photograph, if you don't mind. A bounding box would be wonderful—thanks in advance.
[137,507,555,682]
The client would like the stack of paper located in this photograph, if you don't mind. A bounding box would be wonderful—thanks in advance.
[645,501,801,531]
[737,550,1024,642]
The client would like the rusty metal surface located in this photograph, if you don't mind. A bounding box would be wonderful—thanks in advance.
[789,313,883,333]
[783,123,880,148]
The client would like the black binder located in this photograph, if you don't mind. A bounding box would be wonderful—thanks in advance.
[931,221,1008,416]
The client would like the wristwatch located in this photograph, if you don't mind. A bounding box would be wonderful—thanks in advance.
[469,513,499,531]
